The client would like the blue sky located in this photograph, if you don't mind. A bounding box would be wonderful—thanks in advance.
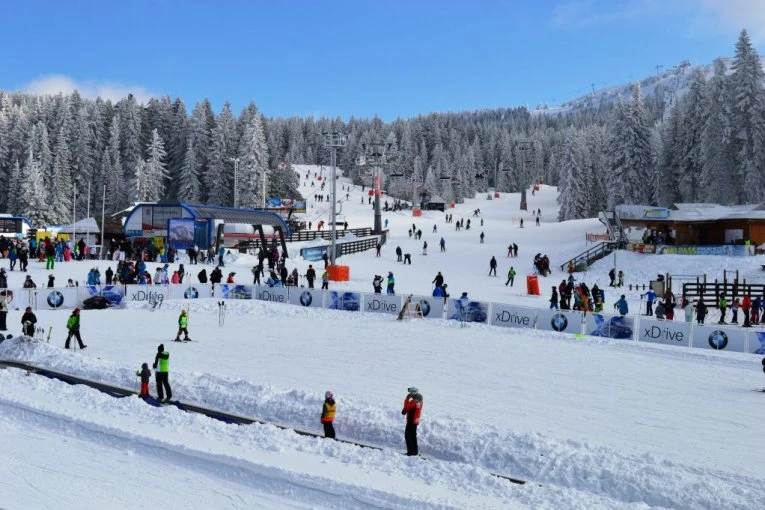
[3,0,764,120]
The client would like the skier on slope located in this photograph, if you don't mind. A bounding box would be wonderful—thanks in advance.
[136,362,152,397]
[174,309,190,342]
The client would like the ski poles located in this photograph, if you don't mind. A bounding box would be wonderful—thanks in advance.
[217,301,226,327]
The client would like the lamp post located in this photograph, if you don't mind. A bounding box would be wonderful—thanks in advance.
[323,132,347,266]
[230,158,240,208]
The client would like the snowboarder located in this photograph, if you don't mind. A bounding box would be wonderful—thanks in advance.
[64,308,86,350]
[152,344,172,403]
[505,266,516,286]
[402,387,423,456]
[174,309,190,342]
[488,256,497,276]
[136,362,152,397]
[321,390,336,439]
[21,307,36,337]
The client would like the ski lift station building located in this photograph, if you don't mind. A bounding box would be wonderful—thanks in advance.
[123,202,291,250]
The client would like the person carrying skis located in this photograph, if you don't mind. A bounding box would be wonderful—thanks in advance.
[321,390,336,439]
[21,306,36,336]
[136,362,152,397]
[402,387,423,456]
[152,344,172,403]
[64,308,86,349]
[175,309,190,342]
[505,266,516,286]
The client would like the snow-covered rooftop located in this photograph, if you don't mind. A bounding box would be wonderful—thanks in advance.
[617,203,765,221]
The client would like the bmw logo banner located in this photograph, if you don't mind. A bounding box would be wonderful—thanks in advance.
[535,309,583,335]
[410,295,443,320]
[289,288,325,308]
[40,287,80,310]
[168,284,212,300]
[691,324,745,353]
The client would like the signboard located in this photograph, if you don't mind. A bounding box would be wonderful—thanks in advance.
[655,245,752,256]
[691,324,746,353]
[80,285,125,307]
[39,287,80,310]
[253,285,289,304]
[536,309,583,335]
[167,218,196,250]
[411,294,444,320]
[446,298,489,323]
[300,244,341,262]
[363,293,402,315]
[289,288,325,308]
[125,285,169,304]
[636,318,690,346]
[216,284,253,300]
[0,217,23,234]
[168,284,212,300]
[266,198,307,214]
[749,331,765,355]
[325,291,361,312]
[140,206,185,236]
[584,313,635,339]
[489,303,537,329]
[643,208,671,219]
[586,233,611,243]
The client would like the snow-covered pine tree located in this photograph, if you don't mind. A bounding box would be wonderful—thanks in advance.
[557,129,589,221]
[728,29,765,203]
[700,58,734,203]
[177,140,200,203]
[107,115,126,212]
[143,129,168,202]
[236,107,269,208]
[207,102,238,206]
[189,99,215,203]
[50,125,74,224]
[20,144,48,226]
[677,68,707,201]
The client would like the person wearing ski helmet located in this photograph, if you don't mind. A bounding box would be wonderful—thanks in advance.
[321,390,336,439]
[175,309,189,342]
[402,387,423,456]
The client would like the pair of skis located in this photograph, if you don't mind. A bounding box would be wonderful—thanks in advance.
[218,301,226,327]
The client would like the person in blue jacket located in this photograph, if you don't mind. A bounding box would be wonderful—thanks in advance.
[642,288,656,316]
[218,246,226,266]
[614,295,629,316]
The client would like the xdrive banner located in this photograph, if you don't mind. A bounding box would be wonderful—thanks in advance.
[289,288,325,308]
[411,295,445,320]
[636,318,690,347]
[489,303,537,329]
[691,324,746,353]
[168,284,212,300]
[362,294,402,315]
[536,309,583,335]
[125,285,168,304]
[253,285,289,304]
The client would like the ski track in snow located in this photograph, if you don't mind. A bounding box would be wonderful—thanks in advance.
[0,166,764,508]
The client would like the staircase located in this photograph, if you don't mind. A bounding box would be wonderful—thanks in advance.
[598,210,628,244]
[559,241,617,272]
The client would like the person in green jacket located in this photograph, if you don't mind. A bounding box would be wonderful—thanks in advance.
[152,344,172,402]
[64,308,86,349]
[505,267,516,287]
[174,309,190,342]
[718,294,728,324]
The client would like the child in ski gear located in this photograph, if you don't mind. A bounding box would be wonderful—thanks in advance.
[153,344,172,402]
[321,270,329,290]
[402,387,423,456]
[64,308,86,349]
[136,363,151,397]
[718,294,728,324]
[21,307,36,336]
[175,309,189,341]
[321,390,336,439]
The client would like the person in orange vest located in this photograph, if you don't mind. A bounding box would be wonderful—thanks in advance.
[402,387,423,456]
[321,390,336,439]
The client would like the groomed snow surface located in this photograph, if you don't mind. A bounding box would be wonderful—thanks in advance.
[1,166,764,509]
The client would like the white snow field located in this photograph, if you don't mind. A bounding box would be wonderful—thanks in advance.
[1,165,764,509]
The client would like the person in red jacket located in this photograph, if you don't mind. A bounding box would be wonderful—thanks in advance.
[402,387,423,456]
[742,293,752,327]
[321,390,336,439]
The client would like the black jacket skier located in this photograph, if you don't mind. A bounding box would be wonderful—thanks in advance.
[305,265,316,288]
[198,269,208,283]
[21,307,37,336]
[432,272,444,288]
[209,267,223,284]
